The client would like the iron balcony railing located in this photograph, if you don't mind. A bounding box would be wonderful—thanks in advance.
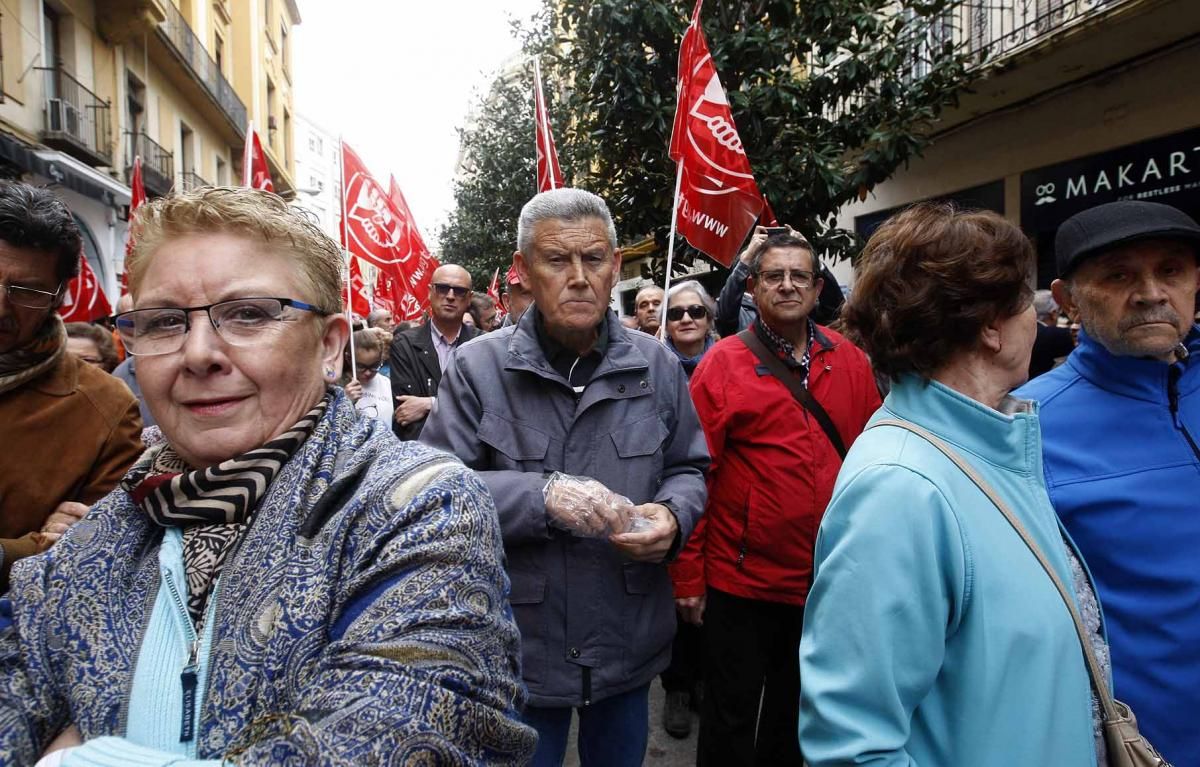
[158,1,247,136]
[179,171,211,192]
[125,131,174,196]
[940,0,1127,64]
[821,0,1130,120]
[37,66,112,166]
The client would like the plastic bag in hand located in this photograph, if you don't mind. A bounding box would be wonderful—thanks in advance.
[543,472,638,538]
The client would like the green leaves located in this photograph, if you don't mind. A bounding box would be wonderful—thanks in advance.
[444,0,979,271]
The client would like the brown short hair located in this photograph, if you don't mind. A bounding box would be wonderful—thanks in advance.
[843,203,1035,383]
[127,187,343,313]
[64,321,119,372]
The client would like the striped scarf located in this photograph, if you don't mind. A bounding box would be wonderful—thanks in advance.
[121,394,329,625]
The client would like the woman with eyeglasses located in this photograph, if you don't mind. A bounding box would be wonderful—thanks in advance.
[1,188,535,766]
[341,328,393,427]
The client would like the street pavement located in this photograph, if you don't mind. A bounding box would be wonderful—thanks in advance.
[563,680,698,767]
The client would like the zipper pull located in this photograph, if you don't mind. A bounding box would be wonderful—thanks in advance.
[179,637,200,742]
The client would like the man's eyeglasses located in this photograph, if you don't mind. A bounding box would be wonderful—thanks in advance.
[115,297,327,356]
[666,305,709,322]
[755,269,816,290]
[432,283,470,298]
[2,281,62,309]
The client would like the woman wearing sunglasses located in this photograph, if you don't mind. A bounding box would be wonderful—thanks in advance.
[664,280,717,380]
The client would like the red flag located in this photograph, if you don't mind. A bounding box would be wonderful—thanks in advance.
[59,252,112,323]
[534,57,565,193]
[346,257,370,318]
[387,174,439,320]
[668,0,764,267]
[120,156,147,296]
[486,266,506,319]
[243,122,274,192]
[337,141,436,322]
[373,269,397,316]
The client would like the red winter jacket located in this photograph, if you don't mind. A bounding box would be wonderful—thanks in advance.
[671,324,881,606]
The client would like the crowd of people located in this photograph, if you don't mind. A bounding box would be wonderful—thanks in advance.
[0,178,1196,767]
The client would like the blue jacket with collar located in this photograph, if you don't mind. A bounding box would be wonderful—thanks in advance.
[1017,325,1200,767]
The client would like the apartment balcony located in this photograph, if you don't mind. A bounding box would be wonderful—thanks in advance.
[154,1,246,140]
[96,0,168,45]
[36,67,112,168]
[938,0,1200,128]
[178,171,211,193]
[125,131,174,198]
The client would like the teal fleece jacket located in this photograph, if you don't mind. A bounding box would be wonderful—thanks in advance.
[799,376,1098,767]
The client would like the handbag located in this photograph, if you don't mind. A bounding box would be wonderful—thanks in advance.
[871,417,1172,767]
[738,329,847,458]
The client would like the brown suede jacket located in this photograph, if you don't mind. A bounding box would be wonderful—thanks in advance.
[0,352,142,589]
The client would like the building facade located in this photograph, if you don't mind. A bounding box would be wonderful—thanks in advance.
[833,0,1200,287]
[0,0,300,303]
[291,112,339,239]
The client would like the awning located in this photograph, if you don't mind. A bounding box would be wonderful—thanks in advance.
[0,131,131,207]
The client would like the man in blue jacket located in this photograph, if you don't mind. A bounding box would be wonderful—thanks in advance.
[1018,200,1200,767]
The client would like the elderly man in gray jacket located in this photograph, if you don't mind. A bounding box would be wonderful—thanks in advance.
[422,188,709,767]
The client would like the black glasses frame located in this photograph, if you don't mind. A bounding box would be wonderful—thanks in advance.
[432,283,470,298]
[114,297,328,356]
[666,304,709,322]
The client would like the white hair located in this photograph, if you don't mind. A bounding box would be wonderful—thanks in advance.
[668,279,717,318]
[517,188,618,254]
[1033,289,1058,320]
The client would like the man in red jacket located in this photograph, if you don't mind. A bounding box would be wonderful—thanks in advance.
[672,231,881,766]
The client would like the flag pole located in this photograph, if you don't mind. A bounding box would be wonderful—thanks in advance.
[535,56,558,191]
[242,120,253,187]
[659,162,685,339]
[338,137,357,379]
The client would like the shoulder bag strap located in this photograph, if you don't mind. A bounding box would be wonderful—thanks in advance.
[870,417,1121,724]
[738,329,847,459]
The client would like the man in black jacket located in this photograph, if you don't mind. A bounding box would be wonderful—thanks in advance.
[388,264,479,440]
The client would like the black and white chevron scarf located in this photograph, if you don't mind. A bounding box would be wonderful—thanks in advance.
[121,394,330,625]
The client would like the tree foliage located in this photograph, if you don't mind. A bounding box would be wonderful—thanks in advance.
[445,0,983,273]
[438,76,542,289]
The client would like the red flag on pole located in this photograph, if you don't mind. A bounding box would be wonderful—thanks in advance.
[486,266,506,319]
[373,269,397,316]
[668,0,764,267]
[243,121,275,192]
[120,156,148,296]
[337,140,436,322]
[388,175,439,320]
[59,252,112,323]
[534,57,565,193]
[346,257,370,319]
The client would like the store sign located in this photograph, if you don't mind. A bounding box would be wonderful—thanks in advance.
[854,180,1004,242]
[1021,126,1200,232]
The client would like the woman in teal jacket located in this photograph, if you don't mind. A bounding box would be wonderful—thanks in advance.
[799,204,1106,767]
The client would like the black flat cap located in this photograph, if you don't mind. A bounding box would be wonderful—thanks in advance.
[1055,200,1200,277]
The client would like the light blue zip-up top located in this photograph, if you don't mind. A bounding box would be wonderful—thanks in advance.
[799,376,1098,767]
[61,528,224,767]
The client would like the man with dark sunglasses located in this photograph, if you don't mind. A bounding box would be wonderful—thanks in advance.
[387,263,478,440]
